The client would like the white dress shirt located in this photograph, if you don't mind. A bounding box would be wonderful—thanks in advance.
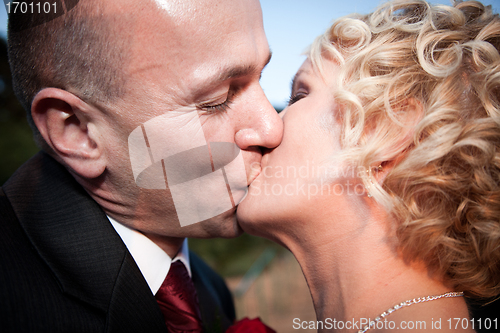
[108,216,191,295]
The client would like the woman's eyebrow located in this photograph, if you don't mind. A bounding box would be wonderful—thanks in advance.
[290,68,311,91]
[290,69,307,92]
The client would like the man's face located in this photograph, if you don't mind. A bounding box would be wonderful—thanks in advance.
[99,0,282,238]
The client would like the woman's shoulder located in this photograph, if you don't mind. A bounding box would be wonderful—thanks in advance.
[373,295,475,333]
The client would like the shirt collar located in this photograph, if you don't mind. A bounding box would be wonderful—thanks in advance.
[108,216,191,295]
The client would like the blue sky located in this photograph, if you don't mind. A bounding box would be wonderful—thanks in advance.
[1,0,499,109]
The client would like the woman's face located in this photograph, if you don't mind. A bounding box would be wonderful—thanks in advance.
[237,58,363,240]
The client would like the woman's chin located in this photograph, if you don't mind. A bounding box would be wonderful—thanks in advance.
[236,195,270,233]
[235,195,259,231]
[236,198,287,249]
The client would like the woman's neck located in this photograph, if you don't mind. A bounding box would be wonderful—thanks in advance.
[283,197,470,332]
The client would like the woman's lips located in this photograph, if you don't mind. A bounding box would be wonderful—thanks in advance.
[247,161,262,185]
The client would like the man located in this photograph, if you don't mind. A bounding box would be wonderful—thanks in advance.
[0,0,282,332]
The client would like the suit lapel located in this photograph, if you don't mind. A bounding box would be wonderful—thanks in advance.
[3,152,167,332]
[105,251,167,332]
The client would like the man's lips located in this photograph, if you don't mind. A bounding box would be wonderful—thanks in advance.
[247,161,262,185]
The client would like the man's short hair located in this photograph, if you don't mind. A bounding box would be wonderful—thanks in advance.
[8,0,127,148]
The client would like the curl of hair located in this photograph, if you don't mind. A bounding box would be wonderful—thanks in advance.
[310,0,500,299]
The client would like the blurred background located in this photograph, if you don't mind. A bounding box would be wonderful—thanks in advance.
[1,1,499,332]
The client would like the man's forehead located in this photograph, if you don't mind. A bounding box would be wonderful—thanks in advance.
[122,0,263,44]
[151,0,198,17]
[108,0,268,99]
[147,0,260,23]
[123,0,267,70]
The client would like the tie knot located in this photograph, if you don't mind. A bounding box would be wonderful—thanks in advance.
[165,261,192,295]
[155,261,203,333]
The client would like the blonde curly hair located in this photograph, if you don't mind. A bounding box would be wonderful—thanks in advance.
[310,0,500,299]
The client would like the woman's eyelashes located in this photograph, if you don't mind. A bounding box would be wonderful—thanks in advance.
[288,90,308,106]
[288,76,310,106]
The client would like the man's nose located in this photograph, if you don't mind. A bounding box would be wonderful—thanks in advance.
[234,86,283,150]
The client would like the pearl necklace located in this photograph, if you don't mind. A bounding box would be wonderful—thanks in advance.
[358,291,464,333]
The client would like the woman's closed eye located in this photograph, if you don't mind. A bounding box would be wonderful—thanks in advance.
[288,90,308,106]
[288,72,310,106]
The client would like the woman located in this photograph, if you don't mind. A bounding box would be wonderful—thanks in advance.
[238,0,500,331]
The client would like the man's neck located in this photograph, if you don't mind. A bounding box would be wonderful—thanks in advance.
[142,232,185,258]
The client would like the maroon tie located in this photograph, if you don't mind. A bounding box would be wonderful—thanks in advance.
[155,261,203,333]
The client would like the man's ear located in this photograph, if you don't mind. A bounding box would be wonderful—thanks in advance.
[31,88,107,179]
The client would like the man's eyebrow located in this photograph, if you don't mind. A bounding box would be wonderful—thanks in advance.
[217,51,273,82]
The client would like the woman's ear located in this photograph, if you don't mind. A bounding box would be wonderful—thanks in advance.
[372,97,424,183]
[31,88,107,179]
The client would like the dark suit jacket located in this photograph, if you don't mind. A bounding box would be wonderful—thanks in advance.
[0,152,235,333]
